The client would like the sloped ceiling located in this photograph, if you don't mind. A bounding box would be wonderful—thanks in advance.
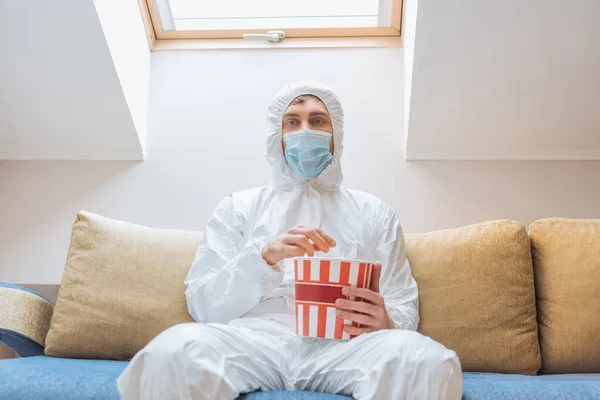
[0,0,148,160]
[405,0,600,160]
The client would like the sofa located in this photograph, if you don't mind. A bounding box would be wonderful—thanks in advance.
[1,212,599,399]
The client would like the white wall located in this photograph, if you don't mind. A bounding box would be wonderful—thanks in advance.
[93,0,151,152]
[405,0,600,160]
[1,48,600,284]
[0,0,144,160]
[402,0,418,135]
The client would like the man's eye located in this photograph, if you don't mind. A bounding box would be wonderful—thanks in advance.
[287,120,297,126]
[314,119,325,124]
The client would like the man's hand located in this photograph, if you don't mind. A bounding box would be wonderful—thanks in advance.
[261,225,336,267]
[335,262,394,336]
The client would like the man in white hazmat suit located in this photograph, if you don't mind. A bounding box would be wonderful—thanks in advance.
[118,81,462,399]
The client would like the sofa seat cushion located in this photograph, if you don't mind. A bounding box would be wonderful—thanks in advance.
[0,356,352,400]
[0,356,126,400]
[4,357,599,400]
[463,372,600,400]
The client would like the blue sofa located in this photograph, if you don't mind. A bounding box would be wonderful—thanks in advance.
[0,354,599,400]
[2,283,600,399]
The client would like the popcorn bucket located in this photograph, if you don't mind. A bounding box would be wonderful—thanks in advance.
[293,257,374,340]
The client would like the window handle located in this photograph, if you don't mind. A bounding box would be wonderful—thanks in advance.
[243,30,286,43]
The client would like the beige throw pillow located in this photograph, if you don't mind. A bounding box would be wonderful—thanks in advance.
[406,220,541,375]
[529,218,600,373]
[45,211,202,360]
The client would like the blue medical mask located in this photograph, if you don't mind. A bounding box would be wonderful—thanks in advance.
[283,129,333,180]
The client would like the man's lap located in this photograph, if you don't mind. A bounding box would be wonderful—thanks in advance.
[146,321,445,378]
[122,322,460,398]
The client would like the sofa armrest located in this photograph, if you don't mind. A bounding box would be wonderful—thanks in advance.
[0,282,54,357]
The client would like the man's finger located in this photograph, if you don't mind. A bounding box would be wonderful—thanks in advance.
[370,262,382,294]
[336,310,378,327]
[342,287,384,305]
[335,298,378,317]
[316,228,336,247]
[284,235,315,257]
[288,228,330,253]
[282,244,307,258]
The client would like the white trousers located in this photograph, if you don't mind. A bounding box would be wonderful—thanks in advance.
[117,319,462,400]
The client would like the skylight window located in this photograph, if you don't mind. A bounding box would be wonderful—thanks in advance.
[144,0,403,41]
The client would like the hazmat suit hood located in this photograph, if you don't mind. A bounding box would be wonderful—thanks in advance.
[266,81,344,190]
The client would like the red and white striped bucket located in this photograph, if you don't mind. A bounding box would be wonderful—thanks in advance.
[293,257,374,340]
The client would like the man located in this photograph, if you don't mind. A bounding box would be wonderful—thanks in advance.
[118,81,462,399]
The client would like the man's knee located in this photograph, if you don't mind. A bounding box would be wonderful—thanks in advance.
[380,330,462,395]
[119,323,242,400]
[422,345,462,382]
[120,323,232,385]
[141,323,227,362]
[370,329,461,371]
[421,345,462,400]
[377,330,462,394]
[121,322,232,387]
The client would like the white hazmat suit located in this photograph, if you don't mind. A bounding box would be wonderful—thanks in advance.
[118,81,462,400]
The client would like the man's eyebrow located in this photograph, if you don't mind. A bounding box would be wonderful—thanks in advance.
[309,111,330,118]
[282,112,301,118]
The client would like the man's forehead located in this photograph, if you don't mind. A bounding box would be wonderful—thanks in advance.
[283,97,329,116]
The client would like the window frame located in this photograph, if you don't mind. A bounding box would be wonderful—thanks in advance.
[138,0,404,50]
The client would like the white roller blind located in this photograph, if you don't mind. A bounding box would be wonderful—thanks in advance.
[155,0,393,31]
